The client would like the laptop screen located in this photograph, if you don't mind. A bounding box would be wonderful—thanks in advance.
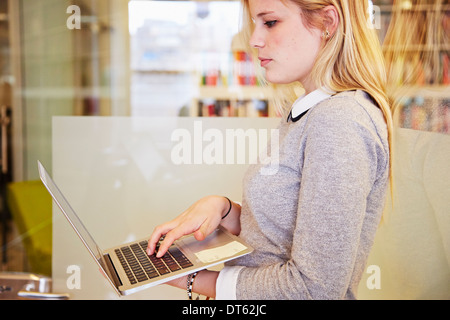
[38,161,103,262]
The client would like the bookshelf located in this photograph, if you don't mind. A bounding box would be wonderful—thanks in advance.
[191,0,449,125]
[191,49,275,118]
[376,0,450,134]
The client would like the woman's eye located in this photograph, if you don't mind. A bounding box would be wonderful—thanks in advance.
[264,20,277,28]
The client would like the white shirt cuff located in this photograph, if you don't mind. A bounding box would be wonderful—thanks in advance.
[215,266,244,300]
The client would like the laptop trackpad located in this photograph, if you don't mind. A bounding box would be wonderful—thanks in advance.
[177,229,247,263]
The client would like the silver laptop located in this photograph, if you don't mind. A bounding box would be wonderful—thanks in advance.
[38,161,253,296]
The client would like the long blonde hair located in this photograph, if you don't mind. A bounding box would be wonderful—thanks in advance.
[241,0,394,186]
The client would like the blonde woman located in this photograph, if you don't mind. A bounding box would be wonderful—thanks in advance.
[147,0,393,300]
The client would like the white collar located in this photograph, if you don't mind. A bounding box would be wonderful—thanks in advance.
[290,87,334,119]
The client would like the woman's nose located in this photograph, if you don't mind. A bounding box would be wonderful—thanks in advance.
[249,28,264,48]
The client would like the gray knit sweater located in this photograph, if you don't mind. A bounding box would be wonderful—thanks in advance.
[227,90,390,300]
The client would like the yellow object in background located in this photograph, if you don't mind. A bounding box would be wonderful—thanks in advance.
[6,180,52,276]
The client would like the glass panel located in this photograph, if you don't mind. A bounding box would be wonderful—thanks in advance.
[0,0,448,300]
[51,116,279,299]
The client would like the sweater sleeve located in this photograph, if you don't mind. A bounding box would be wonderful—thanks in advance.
[234,98,385,299]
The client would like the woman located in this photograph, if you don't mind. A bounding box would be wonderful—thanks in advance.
[147,0,393,300]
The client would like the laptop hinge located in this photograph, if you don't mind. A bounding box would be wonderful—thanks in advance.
[103,253,123,287]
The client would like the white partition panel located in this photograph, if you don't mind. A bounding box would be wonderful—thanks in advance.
[51,116,280,300]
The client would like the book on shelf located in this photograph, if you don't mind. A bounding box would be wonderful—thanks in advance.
[199,98,268,118]
[199,51,260,88]
[400,96,450,134]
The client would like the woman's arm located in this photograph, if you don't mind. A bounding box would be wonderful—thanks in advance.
[165,270,220,299]
[219,200,242,236]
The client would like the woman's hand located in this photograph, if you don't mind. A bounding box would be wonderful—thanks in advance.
[147,195,238,258]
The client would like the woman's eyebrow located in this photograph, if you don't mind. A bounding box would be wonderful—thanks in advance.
[253,11,275,19]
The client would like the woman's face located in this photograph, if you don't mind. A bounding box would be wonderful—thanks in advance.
[248,0,323,93]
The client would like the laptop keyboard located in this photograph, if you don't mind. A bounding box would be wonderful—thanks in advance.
[115,240,194,285]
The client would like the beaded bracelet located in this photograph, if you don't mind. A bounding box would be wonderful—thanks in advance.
[186,272,198,300]
[222,197,232,220]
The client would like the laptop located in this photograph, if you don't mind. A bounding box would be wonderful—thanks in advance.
[38,161,253,296]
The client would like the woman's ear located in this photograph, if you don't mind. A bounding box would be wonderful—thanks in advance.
[321,5,339,38]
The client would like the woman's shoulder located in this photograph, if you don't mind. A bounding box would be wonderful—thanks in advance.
[303,90,389,152]
[308,90,387,130]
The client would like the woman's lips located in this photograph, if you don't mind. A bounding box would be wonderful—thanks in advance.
[259,58,272,67]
